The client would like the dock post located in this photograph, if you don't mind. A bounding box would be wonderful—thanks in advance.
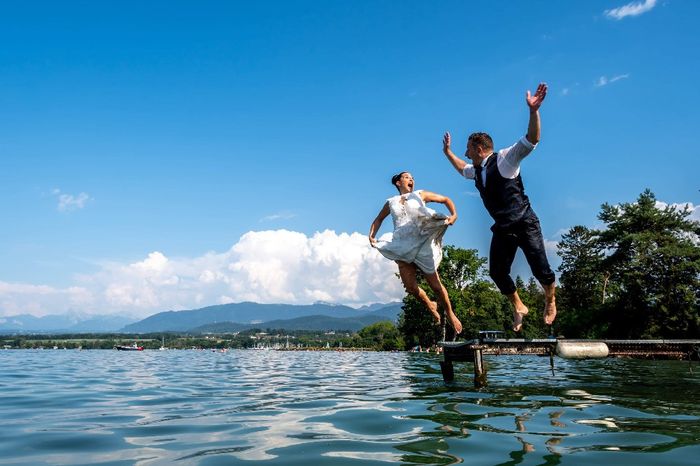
[549,348,555,376]
[473,349,487,387]
[440,360,454,382]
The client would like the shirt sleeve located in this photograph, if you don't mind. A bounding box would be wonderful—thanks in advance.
[461,165,476,179]
[496,136,537,179]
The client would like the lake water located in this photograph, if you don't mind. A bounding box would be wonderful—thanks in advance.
[0,349,698,465]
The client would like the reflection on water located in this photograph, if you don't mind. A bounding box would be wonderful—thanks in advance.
[0,350,698,465]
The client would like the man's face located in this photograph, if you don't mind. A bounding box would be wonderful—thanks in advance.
[466,140,488,161]
[465,141,477,161]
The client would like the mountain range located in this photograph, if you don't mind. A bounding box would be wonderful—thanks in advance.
[192,313,393,333]
[0,302,403,334]
[121,302,402,333]
[0,313,137,334]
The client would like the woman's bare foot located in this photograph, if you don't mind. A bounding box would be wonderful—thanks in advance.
[513,304,529,332]
[427,300,441,324]
[446,310,462,334]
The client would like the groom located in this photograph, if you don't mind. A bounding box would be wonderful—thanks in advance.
[442,83,556,331]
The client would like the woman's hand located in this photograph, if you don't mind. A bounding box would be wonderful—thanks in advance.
[369,202,390,249]
[445,215,457,226]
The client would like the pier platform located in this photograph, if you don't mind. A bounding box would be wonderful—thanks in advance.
[439,331,700,387]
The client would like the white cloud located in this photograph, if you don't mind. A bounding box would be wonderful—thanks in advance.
[545,238,560,257]
[605,0,657,20]
[609,74,630,83]
[545,235,564,273]
[655,201,700,223]
[259,211,297,222]
[0,282,93,317]
[656,201,700,245]
[52,189,91,212]
[595,74,630,87]
[0,229,404,318]
[559,82,581,97]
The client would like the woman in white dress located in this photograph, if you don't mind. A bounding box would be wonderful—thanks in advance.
[369,172,463,334]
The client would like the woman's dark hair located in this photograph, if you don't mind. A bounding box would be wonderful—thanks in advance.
[391,172,407,185]
[391,172,408,192]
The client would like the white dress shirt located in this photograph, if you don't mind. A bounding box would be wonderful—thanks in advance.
[461,136,537,187]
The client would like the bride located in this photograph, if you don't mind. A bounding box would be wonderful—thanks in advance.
[369,172,463,335]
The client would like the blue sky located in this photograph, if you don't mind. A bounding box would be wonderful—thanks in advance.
[1,0,698,318]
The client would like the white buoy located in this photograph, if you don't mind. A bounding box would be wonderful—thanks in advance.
[556,341,609,359]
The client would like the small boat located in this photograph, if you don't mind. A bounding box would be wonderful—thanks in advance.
[115,342,144,351]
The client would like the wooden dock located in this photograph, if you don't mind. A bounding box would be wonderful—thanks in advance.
[439,332,700,387]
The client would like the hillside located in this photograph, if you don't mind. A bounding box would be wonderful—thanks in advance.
[192,313,391,333]
[121,302,402,333]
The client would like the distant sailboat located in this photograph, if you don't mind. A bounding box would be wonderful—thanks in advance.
[159,336,167,351]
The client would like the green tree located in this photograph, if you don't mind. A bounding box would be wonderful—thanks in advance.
[558,189,700,338]
[357,321,403,351]
[557,225,608,337]
[598,190,700,337]
[398,246,516,347]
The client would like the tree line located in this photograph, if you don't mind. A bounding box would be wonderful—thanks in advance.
[398,189,700,347]
[1,327,404,351]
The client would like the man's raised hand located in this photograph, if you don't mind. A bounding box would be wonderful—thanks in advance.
[526,83,547,112]
[442,132,451,154]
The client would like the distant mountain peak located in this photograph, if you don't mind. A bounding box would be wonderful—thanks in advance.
[121,301,402,333]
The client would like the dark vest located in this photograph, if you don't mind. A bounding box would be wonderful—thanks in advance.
[474,152,532,228]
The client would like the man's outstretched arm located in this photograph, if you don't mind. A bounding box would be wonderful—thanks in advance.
[525,83,547,145]
[442,132,467,174]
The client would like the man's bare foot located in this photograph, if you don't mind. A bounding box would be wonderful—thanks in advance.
[513,305,529,332]
[544,298,557,325]
[447,310,462,335]
[427,301,441,324]
[542,283,557,326]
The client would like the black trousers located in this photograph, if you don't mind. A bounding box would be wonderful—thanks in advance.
[488,211,555,295]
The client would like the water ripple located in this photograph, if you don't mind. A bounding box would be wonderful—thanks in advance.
[0,350,698,465]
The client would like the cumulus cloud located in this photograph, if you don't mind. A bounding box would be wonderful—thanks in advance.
[655,201,700,223]
[595,74,630,87]
[52,189,91,212]
[1,230,404,318]
[544,236,564,273]
[0,282,93,317]
[605,0,657,20]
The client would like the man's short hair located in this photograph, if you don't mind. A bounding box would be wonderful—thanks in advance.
[468,132,493,151]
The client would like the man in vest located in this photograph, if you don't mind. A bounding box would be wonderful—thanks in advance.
[441,83,556,331]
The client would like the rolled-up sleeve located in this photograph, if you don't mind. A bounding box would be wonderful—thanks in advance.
[508,136,536,161]
[462,165,475,179]
[498,137,537,178]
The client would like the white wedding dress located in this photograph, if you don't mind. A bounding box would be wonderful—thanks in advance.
[375,190,449,274]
